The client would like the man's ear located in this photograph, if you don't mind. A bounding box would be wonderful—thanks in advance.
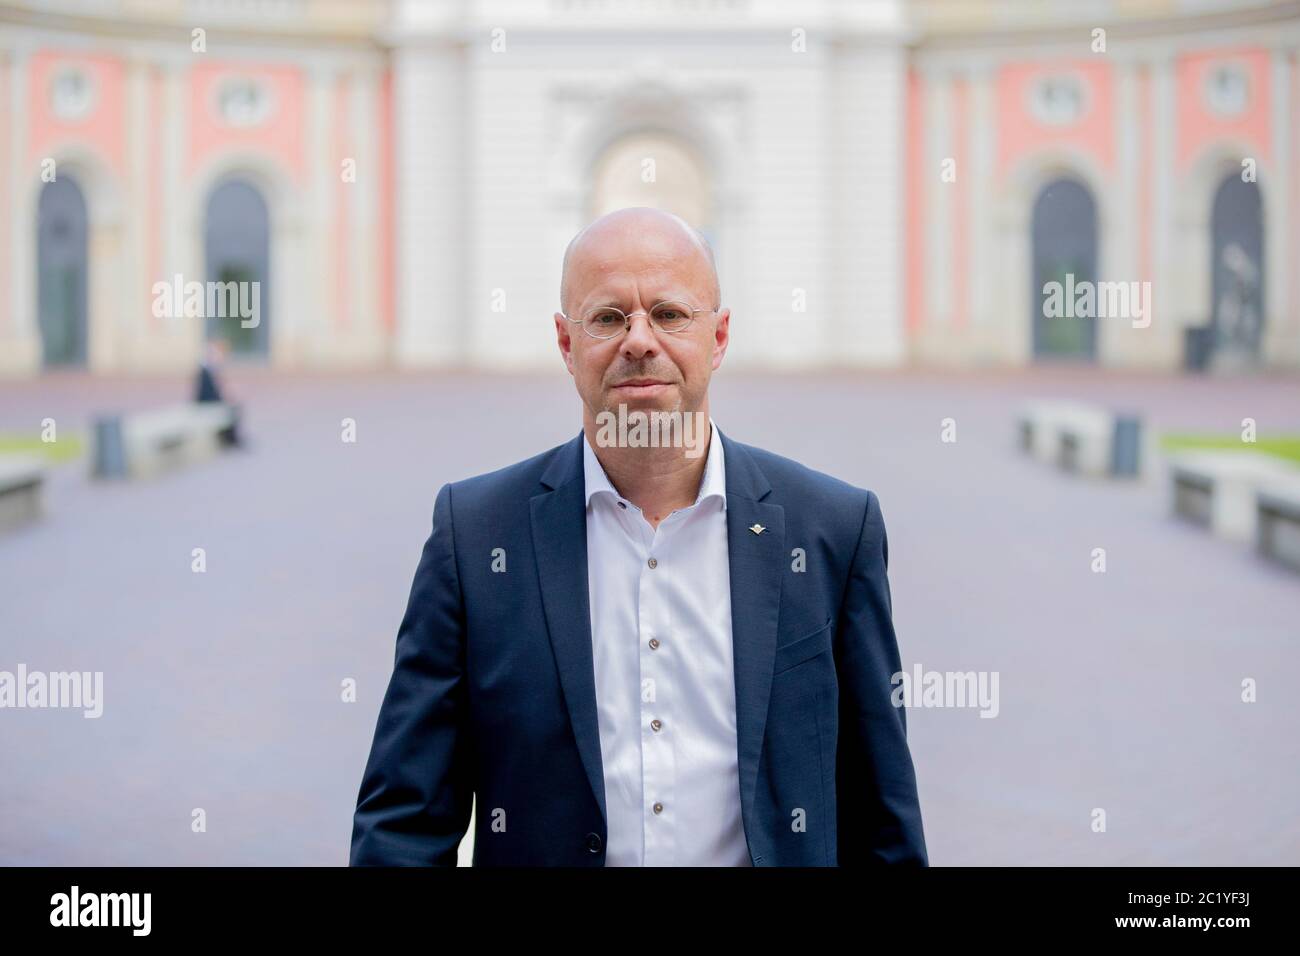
[711,308,730,371]
[555,313,575,375]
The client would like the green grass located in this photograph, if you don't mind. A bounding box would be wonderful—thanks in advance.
[1161,434,1300,466]
[0,433,86,464]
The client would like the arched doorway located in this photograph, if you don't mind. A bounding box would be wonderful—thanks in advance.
[36,175,89,367]
[589,131,713,245]
[203,178,270,358]
[1208,172,1264,366]
[1030,177,1098,361]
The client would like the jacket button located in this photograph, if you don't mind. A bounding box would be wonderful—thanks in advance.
[585,832,602,853]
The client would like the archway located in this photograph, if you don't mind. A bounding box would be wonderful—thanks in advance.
[36,175,89,367]
[203,178,270,358]
[589,131,713,245]
[1030,177,1098,361]
[1208,172,1264,365]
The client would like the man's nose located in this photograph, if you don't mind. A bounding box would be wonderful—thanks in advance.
[620,312,659,359]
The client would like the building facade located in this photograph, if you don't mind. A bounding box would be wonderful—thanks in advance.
[0,0,1297,377]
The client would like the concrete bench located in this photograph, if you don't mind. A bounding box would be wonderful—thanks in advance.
[1167,451,1300,543]
[92,402,240,480]
[1256,476,1300,572]
[0,454,46,533]
[1018,400,1084,462]
[1018,401,1144,477]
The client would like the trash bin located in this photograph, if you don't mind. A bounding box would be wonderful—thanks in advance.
[1111,414,1142,477]
[92,415,127,479]
[1184,325,1214,372]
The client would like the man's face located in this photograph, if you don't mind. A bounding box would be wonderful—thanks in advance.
[555,217,729,424]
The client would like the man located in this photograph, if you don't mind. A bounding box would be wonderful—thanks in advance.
[350,207,927,866]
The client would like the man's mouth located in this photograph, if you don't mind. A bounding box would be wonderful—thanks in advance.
[612,379,672,396]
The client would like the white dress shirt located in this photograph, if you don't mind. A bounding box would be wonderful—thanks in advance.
[582,419,752,866]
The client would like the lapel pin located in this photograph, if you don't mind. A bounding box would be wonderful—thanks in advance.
[748,523,766,535]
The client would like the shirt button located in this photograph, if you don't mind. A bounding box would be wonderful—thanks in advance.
[648,638,660,650]
[647,557,657,569]
[653,802,664,814]
[617,501,627,509]
[650,718,662,732]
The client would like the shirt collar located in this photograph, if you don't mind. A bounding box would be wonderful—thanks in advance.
[583,416,726,512]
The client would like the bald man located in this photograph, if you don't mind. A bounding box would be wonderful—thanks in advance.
[350,208,928,867]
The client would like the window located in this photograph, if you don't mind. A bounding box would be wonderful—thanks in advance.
[1204,62,1249,117]
[216,77,272,127]
[50,67,95,122]
[1028,74,1086,126]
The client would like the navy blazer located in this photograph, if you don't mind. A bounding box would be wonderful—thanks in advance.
[350,427,927,866]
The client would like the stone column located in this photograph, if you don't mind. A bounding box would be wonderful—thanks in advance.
[826,3,907,367]
[3,46,39,376]
[392,16,468,368]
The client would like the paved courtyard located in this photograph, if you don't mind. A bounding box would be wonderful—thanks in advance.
[1,366,1298,865]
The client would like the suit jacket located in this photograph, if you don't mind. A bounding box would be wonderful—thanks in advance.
[350,427,928,866]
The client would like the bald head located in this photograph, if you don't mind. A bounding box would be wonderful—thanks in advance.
[560,207,718,317]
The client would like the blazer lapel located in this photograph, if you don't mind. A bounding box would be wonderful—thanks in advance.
[531,432,608,830]
[719,429,786,850]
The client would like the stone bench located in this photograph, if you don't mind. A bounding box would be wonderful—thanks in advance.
[1256,477,1300,572]
[0,454,46,533]
[92,402,240,480]
[1167,451,1300,543]
[1018,401,1144,477]
[1018,400,1083,462]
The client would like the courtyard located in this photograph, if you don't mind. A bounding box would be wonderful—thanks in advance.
[1,366,1298,865]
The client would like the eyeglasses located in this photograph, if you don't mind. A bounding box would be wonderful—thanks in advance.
[561,300,718,340]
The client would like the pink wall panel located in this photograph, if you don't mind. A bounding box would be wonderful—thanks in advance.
[1175,47,1271,171]
[996,60,1115,179]
[28,51,126,178]
[187,62,305,181]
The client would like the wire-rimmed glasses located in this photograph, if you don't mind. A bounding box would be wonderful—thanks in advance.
[562,300,717,339]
